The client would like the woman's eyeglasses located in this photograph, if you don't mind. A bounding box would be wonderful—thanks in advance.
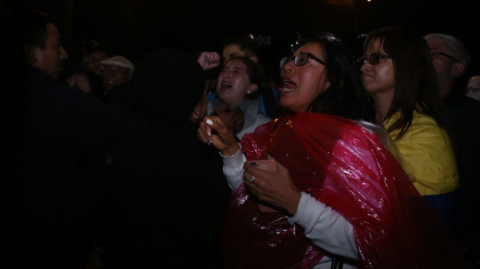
[430,50,459,62]
[357,53,392,65]
[280,53,327,68]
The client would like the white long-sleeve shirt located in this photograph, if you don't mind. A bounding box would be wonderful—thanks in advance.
[221,147,360,269]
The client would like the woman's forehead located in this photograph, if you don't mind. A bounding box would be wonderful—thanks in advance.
[366,38,385,52]
[295,42,323,55]
[225,59,246,69]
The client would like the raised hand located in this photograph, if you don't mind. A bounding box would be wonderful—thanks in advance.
[243,155,301,215]
[197,115,239,156]
[197,51,221,71]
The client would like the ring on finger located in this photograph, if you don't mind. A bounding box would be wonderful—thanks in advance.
[246,175,255,184]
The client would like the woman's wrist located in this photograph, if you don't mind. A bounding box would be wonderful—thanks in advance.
[220,142,240,157]
[285,190,302,215]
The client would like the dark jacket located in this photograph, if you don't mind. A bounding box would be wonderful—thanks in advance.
[93,48,231,268]
[105,81,136,111]
[1,65,147,269]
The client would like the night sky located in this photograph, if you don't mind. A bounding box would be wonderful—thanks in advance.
[1,0,478,81]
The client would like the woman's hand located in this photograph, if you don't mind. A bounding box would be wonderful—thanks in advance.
[197,115,239,156]
[243,155,301,215]
[215,104,245,133]
[197,51,221,71]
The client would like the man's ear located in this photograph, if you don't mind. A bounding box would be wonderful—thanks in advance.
[451,62,465,78]
[249,55,258,64]
[23,44,40,65]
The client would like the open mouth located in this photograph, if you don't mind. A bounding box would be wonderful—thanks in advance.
[282,79,296,92]
[219,82,232,91]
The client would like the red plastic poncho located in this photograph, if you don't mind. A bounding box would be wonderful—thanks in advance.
[220,112,468,269]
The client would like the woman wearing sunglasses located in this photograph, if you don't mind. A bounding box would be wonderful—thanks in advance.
[198,33,468,269]
[359,26,461,240]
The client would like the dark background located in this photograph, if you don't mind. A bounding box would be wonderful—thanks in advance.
[1,0,478,82]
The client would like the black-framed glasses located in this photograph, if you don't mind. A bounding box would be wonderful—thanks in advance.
[280,53,327,68]
[430,49,459,62]
[357,53,392,65]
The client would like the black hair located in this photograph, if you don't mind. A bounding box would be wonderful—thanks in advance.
[0,6,60,65]
[289,33,376,122]
[363,26,449,140]
[81,41,110,58]
[224,56,263,85]
[221,56,263,101]
[220,35,260,59]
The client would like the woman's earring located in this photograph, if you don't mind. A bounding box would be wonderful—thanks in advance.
[247,91,251,94]
[193,111,200,119]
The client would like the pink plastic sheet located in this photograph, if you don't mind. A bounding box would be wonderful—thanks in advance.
[220,112,468,269]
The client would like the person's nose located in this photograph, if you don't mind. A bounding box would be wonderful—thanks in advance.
[60,46,69,60]
[221,71,230,79]
[360,60,371,73]
[281,60,294,75]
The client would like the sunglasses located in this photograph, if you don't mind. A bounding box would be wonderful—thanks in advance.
[280,53,327,68]
[430,50,459,62]
[357,53,392,65]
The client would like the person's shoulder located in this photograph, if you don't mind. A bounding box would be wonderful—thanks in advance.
[25,68,96,104]
[256,113,273,124]
[392,112,445,141]
[412,111,441,128]
[354,120,383,136]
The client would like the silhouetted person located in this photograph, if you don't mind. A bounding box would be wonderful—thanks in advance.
[0,7,146,269]
[101,55,136,111]
[94,48,231,268]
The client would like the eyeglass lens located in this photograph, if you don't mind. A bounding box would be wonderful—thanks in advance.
[431,50,458,62]
[280,54,309,68]
[280,53,326,68]
[295,54,309,66]
[358,53,387,65]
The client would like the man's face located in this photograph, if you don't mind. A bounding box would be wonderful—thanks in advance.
[426,38,457,95]
[102,65,132,91]
[33,23,68,80]
[222,44,245,65]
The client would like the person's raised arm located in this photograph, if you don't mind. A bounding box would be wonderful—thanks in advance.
[198,115,239,156]
[197,51,221,71]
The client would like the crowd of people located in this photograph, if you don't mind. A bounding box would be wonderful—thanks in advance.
[1,5,479,269]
